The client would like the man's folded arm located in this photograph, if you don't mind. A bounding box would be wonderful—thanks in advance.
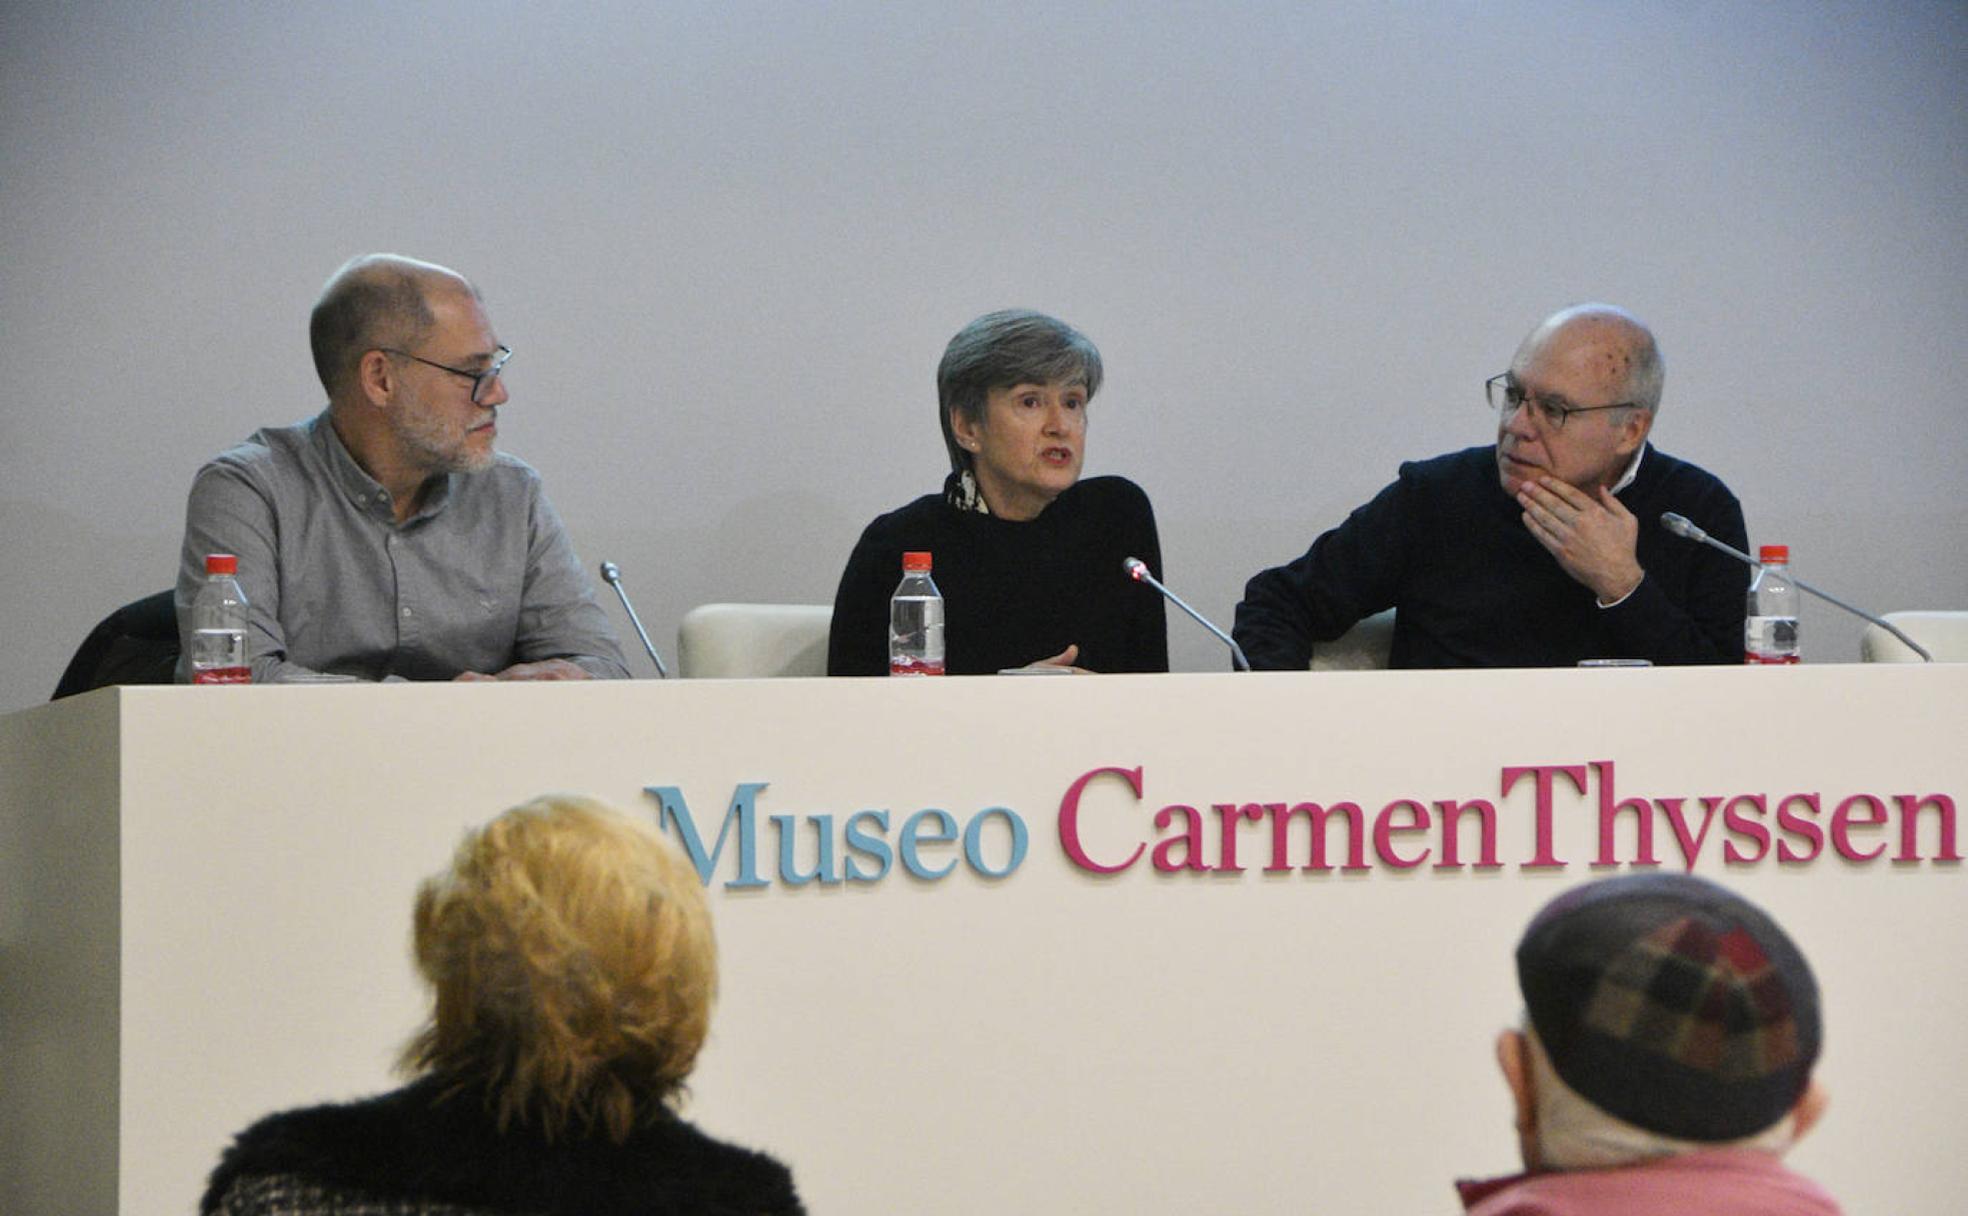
[1233,563,1321,671]
[514,490,632,679]
[1233,479,1407,672]
[1603,498,1751,665]
[177,460,339,684]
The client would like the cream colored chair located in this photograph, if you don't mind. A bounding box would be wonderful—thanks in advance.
[677,603,833,678]
[1859,610,1968,663]
[1309,609,1397,671]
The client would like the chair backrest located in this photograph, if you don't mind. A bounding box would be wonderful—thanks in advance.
[52,589,180,699]
[677,603,833,678]
[1309,608,1397,671]
[1860,610,1968,663]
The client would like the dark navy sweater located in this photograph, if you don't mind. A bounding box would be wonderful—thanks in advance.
[1232,445,1749,669]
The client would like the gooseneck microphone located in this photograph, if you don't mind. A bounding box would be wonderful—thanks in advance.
[1657,514,1932,661]
[1124,557,1251,672]
[598,561,671,678]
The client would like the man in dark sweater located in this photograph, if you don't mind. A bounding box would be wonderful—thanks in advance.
[1233,304,1748,669]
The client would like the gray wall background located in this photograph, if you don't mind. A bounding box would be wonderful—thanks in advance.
[3,1,1964,711]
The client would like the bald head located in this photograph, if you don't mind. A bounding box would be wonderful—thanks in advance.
[1511,303,1664,415]
[309,254,479,401]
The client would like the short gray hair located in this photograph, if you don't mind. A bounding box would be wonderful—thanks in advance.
[937,310,1103,474]
[309,253,473,398]
[1623,325,1665,415]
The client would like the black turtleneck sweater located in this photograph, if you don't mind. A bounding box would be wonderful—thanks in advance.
[828,474,1169,675]
[1232,445,1749,669]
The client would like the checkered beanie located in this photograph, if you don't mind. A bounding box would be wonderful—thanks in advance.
[1516,873,1821,1142]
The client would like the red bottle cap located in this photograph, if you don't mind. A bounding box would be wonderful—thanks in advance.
[1757,545,1788,564]
[205,553,239,575]
[902,551,932,572]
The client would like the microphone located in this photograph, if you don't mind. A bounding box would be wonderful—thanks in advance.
[598,561,671,678]
[1657,514,1931,661]
[1125,557,1251,672]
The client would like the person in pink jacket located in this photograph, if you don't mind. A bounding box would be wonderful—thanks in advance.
[1456,873,1841,1215]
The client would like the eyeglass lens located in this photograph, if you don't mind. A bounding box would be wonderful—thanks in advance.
[472,350,511,404]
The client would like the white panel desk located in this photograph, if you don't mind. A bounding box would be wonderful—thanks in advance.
[2,667,1963,1214]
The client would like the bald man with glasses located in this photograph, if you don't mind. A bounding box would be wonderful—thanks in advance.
[174,253,628,682]
[1233,303,1748,669]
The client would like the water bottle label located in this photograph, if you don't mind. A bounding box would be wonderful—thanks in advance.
[889,592,945,675]
[190,627,250,684]
[192,666,253,684]
[1744,615,1800,664]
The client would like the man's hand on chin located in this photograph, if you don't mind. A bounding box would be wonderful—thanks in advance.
[1516,476,1644,604]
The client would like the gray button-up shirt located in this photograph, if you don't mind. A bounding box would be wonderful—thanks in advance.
[175,412,630,681]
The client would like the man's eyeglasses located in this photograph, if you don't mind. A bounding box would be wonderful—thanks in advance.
[1485,373,1633,430]
[380,345,512,405]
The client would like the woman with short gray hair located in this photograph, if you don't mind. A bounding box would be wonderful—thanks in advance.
[827,309,1168,675]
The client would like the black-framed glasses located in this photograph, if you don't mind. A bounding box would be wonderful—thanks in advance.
[380,345,512,405]
[1485,373,1633,430]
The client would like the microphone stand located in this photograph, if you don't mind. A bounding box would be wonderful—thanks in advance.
[1124,557,1251,672]
[598,561,671,677]
[1658,514,1932,662]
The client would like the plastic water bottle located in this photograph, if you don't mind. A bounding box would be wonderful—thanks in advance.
[189,553,252,684]
[889,551,945,676]
[1745,544,1800,665]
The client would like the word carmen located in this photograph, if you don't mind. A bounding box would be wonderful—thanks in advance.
[1059,762,1961,874]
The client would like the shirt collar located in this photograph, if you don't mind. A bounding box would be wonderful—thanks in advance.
[314,409,455,523]
[1609,442,1647,496]
[1455,1172,1532,1209]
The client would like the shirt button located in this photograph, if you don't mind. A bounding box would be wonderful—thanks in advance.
[402,607,414,618]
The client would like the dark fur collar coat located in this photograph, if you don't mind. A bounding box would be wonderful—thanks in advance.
[201,1077,804,1216]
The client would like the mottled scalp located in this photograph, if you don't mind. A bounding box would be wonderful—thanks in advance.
[1513,302,1665,414]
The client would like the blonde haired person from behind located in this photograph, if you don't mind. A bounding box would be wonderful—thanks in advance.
[1457,873,1838,1215]
[202,795,803,1216]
